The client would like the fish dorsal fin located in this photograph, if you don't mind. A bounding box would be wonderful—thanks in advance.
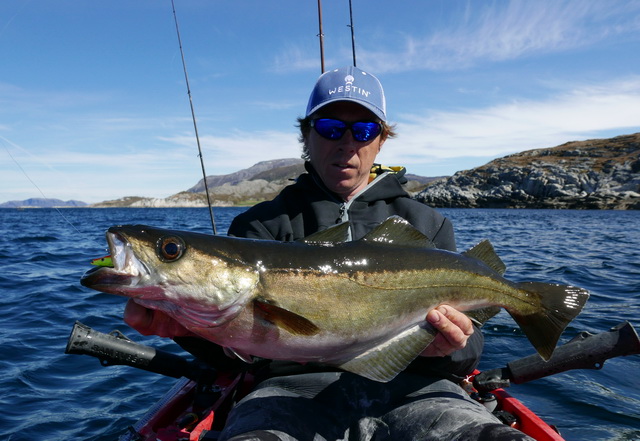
[463,240,506,275]
[301,222,351,246]
[254,298,320,336]
[361,216,436,248]
[339,322,438,382]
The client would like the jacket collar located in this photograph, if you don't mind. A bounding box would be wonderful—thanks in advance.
[302,161,409,203]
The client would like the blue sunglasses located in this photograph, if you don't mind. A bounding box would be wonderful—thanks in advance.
[311,118,382,142]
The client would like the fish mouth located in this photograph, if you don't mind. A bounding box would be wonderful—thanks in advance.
[106,231,148,276]
[81,231,149,293]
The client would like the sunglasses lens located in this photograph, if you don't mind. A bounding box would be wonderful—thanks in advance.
[312,119,382,142]
[313,119,347,140]
[352,122,382,142]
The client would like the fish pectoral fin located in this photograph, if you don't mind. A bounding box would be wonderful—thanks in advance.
[254,299,320,336]
[466,306,501,327]
[339,322,438,383]
[462,240,507,275]
[360,216,436,248]
[223,347,256,364]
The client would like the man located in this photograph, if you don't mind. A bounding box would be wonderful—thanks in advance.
[125,66,533,440]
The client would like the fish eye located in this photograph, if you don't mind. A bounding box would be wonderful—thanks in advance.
[156,236,186,262]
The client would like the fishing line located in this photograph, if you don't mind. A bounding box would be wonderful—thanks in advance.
[1,136,86,239]
[170,0,217,235]
[0,0,32,39]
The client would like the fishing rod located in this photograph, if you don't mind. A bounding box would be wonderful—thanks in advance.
[170,0,217,235]
[317,0,325,73]
[347,0,357,66]
[317,0,357,72]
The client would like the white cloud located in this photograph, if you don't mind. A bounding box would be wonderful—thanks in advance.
[0,81,114,115]
[271,44,323,73]
[159,130,302,171]
[379,76,640,165]
[360,1,640,72]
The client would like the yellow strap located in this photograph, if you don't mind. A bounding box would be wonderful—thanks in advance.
[369,164,404,183]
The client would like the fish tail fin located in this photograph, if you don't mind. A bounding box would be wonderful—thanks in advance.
[510,282,589,360]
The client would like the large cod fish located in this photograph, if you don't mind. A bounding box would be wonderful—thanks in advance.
[81,216,589,382]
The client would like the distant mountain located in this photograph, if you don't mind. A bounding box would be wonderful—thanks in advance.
[0,198,88,208]
[92,158,440,208]
[187,158,306,192]
[93,159,309,208]
[416,133,640,209]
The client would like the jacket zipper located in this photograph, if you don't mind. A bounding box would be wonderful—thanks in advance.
[337,171,391,241]
[309,166,393,242]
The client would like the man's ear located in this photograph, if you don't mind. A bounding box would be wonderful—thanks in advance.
[377,136,386,152]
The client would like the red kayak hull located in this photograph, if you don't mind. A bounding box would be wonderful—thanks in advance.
[492,388,563,441]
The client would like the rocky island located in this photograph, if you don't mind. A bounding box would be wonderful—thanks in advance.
[416,133,639,210]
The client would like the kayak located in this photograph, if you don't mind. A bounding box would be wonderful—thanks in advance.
[118,372,250,441]
[464,372,564,441]
[66,321,638,441]
[118,370,564,441]
[487,387,564,441]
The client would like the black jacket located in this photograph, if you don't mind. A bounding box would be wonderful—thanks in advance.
[229,162,456,249]
[222,163,484,379]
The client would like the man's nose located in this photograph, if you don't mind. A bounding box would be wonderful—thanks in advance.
[337,130,359,151]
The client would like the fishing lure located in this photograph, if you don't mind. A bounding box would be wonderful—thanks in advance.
[90,255,113,267]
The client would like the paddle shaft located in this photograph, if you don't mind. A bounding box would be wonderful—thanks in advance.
[65,321,214,382]
[474,321,640,392]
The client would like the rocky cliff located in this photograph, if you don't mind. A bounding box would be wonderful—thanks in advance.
[416,133,640,209]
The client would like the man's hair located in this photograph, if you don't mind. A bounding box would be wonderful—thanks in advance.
[296,116,397,161]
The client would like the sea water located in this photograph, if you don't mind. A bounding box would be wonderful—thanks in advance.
[0,207,638,440]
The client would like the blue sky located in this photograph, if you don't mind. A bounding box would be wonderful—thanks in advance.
[2,0,640,203]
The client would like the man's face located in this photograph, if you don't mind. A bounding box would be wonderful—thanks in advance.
[307,101,386,201]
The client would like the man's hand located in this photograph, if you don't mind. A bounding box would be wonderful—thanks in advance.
[421,305,474,357]
[124,299,195,338]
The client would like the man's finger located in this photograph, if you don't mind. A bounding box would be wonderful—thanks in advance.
[424,305,473,355]
[124,299,154,333]
[124,299,193,338]
[438,305,474,336]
